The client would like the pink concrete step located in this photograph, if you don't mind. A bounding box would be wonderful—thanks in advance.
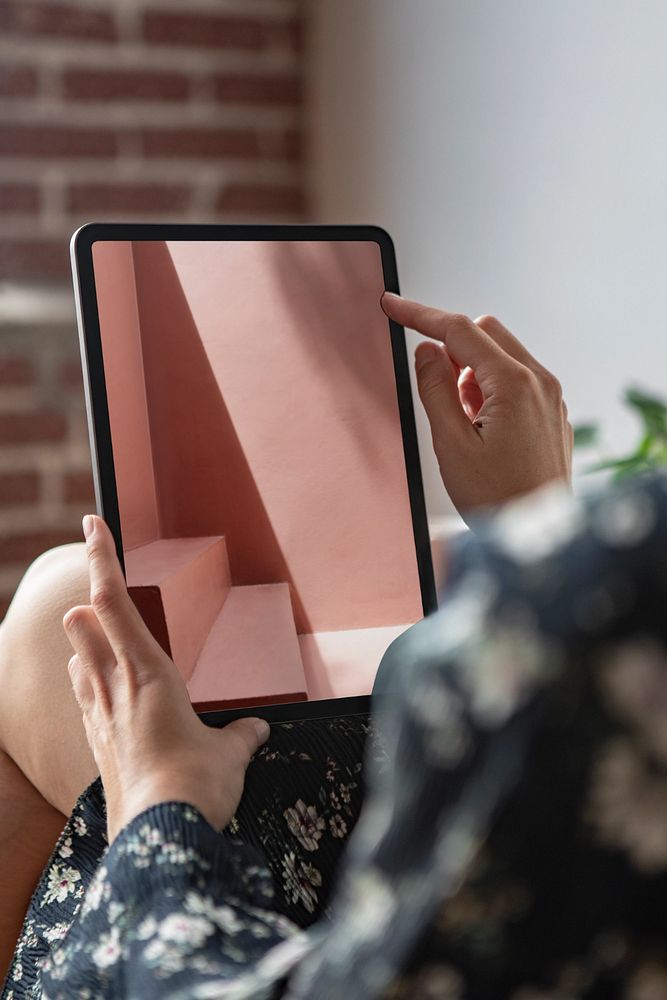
[125,536,231,682]
[299,623,410,700]
[187,582,307,712]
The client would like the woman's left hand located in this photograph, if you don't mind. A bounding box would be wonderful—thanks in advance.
[63,515,270,843]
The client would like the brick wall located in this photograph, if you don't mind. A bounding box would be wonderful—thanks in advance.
[0,0,306,618]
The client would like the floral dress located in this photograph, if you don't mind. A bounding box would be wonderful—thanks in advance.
[4,473,667,999]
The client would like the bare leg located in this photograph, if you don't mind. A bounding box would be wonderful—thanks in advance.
[0,543,97,813]
[0,543,98,976]
[0,750,65,979]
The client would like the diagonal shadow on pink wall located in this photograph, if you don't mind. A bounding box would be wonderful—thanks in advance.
[131,241,312,634]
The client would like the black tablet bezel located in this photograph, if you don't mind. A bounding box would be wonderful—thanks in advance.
[70,222,437,726]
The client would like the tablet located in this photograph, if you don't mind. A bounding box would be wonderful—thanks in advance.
[71,224,436,726]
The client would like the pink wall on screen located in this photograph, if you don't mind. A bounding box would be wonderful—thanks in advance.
[130,240,423,631]
[91,241,160,550]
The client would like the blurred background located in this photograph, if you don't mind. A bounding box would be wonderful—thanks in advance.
[2,0,667,615]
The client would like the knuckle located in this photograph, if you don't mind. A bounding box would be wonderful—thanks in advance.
[540,370,563,400]
[226,725,253,760]
[90,582,117,616]
[510,365,537,393]
[419,369,447,395]
[449,312,474,334]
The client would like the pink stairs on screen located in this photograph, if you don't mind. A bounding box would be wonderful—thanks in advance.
[125,536,308,711]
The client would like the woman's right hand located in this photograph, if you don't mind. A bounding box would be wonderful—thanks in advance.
[382,293,573,519]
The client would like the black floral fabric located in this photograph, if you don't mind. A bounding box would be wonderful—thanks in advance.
[4,473,667,999]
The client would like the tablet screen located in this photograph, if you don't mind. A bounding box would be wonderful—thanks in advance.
[90,238,426,713]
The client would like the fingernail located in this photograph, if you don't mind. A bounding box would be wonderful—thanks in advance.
[381,291,399,315]
[253,718,270,742]
[82,515,94,540]
[415,343,442,373]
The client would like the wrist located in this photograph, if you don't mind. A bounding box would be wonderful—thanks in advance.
[108,776,216,842]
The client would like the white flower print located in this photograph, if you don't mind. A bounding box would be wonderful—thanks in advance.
[136,914,159,940]
[42,864,81,906]
[43,922,70,944]
[158,913,215,948]
[138,823,163,846]
[460,620,557,728]
[329,814,347,838]
[585,737,667,872]
[493,483,583,563]
[592,492,657,548]
[72,816,87,837]
[58,836,73,859]
[408,963,464,999]
[184,892,244,934]
[80,866,110,916]
[143,937,186,974]
[12,961,22,981]
[339,784,352,804]
[345,868,397,940]
[211,905,244,935]
[281,851,322,913]
[184,892,215,917]
[92,927,123,969]
[283,799,325,851]
[159,841,202,867]
[597,639,667,763]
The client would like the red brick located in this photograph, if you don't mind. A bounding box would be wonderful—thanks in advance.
[0,240,68,281]
[258,129,301,162]
[143,12,265,50]
[141,127,300,161]
[63,67,190,102]
[141,127,259,160]
[0,124,117,159]
[0,183,40,214]
[0,64,38,98]
[64,469,95,504]
[0,471,40,505]
[0,530,80,564]
[67,182,190,214]
[217,182,303,215]
[0,2,116,42]
[0,409,67,444]
[212,73,300,106]
[0,356,35,385]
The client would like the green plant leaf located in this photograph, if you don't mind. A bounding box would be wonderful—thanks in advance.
[624,387,667,437]
[572,423,599,448]
[586,455,639,475]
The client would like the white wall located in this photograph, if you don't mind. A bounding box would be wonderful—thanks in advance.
[307,0,667,519]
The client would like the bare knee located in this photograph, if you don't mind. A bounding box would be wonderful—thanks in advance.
[18,542,88,597]
[0,542,89,721]
[4,543,89,628]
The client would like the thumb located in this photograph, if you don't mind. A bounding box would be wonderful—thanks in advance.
[415,343,475,445]
[218,717,271,766]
